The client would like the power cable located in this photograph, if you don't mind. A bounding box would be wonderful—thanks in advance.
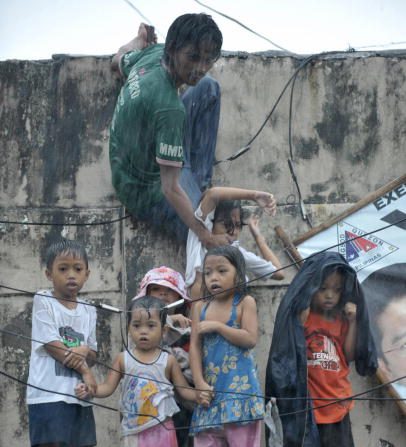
[214,53,318,165]
[121,0,164,40]
[1,215,405,311]
[193,0,297,55]
[3,327,406,405]
[0,214,130,227]
[0,287,121,313]
[352,40,406,51]
[1,365,405,434]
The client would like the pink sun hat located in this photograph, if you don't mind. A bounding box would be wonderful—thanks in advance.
[132,266,190,302]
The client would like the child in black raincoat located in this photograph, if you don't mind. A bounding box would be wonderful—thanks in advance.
[265,251,377,447]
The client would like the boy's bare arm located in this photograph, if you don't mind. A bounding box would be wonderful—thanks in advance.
[248,215,284,280]
[200,187,276,218]
[45,342,96,369]
[111,23,157,73]
[343,302,357,361]
[76,353,123,399]
[45,341,97,395]
[45,341,85,369]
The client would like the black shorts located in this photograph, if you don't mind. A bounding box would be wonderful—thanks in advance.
[317,413,354,447]
[28,401,96,446]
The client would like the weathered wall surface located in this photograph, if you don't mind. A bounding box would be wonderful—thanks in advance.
[1,50,405,446]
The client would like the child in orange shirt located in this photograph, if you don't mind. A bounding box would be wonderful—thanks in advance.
[299,267,357,446]
[266,252,377,447]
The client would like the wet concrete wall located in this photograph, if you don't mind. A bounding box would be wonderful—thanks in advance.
[0,50,405,445]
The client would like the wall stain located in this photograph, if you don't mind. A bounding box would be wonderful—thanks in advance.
[259,162,280,181]
[2,303,33,434]
[295,137,320,159]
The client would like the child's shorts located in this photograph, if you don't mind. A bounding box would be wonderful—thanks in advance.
[121,418,178,447]
[28,401,96,446]
[317,413,354,447]
[193,420,262,447]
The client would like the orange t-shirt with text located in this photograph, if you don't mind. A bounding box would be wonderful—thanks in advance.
[304,311,354,424]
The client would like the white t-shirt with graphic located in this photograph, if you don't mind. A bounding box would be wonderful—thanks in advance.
[27,290,97,406]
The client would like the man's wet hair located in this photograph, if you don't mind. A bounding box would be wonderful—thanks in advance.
[163,13,223,65]
[128,295,168,327]
[202,245,247,298]
[362,263,406,357]
[45,239,88,270]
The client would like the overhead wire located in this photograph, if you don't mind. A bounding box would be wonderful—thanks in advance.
[1,363,405,434]
[0,215,405,312]
[193,0,297,55]
[352,40,406,51]
[214,53,318,165]
[0,213,130,227]
[3,326,406,406]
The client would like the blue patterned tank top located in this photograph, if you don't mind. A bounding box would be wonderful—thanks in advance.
[190,293,264,435]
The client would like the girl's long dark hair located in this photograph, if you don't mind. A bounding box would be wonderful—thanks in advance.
[202,245,247,299]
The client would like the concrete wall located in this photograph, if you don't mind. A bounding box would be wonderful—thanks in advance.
[1,49,405,446]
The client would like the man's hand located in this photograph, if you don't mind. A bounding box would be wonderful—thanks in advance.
[200,232,232,249]
[254,191,277,216]
[111,23,157,73]
[136,23,157,49]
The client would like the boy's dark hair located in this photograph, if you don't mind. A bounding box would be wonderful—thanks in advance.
[163,13,222,65]
[202,245,247,298]
[45,239,88,270]
[128,295,168,327]
[212,200,248,232]
[362,263,406,357]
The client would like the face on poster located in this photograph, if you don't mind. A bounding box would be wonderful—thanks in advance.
[297,180,406,402]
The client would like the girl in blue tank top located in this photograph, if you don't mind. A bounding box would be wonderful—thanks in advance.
[189,245,264,446]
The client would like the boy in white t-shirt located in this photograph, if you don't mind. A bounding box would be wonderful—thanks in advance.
[186,186,284,299]
[27,239,97,447]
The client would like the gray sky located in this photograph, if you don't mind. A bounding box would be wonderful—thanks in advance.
[1,0,405,60]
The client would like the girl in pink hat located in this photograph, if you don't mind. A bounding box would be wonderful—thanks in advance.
[134,266,191,329]
[133,266,194,446]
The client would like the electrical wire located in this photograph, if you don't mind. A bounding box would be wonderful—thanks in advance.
[1,364,405,434]
[121,0,164,40]
[4,325,406,407]
[0,214,130,227]
[1,215,405,311]
[214,53,318,165]
[0,286,121,313]
[287,53,313,227]
[352,40,406,50]
[193,0,297,55]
